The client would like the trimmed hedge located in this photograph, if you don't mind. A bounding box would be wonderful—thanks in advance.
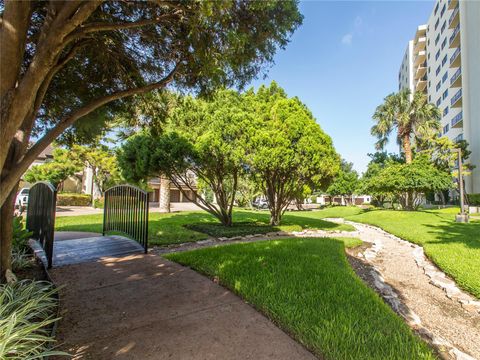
[467,194,480,206]
[57,193,91,206]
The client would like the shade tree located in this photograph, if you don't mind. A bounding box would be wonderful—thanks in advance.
[0,0,302,276]
[246,83,340,225]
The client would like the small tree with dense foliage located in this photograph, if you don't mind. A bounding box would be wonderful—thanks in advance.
[119,90,251,226]
[246,83,340,225]
[23,148,82,188]
[365,155,453,210]
[327,160,359,205]
[70,145,123,198]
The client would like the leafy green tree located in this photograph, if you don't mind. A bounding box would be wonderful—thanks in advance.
[360,153,403,208]
[365,155,453,210]
[236,177,262,210]
[372,90,440,164]
[23,148,82,188]
[0,0,302,276]
[327,160,359,205]
[247,83,340,225]
[119,90,252,226]
[70,145,123,198]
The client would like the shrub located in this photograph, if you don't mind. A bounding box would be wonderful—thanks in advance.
[93,197,104,209]
[12,216,32,252]
[468,194,480,206]
[57,193,92,206]
[0,280,68,359]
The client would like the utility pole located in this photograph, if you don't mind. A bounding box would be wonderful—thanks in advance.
[455,148,468,223]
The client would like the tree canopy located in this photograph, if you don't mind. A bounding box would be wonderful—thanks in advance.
[23,147,82,188]
[0,0,303,276]
[247,82,340,225]
[327,160,359,204]
[119,89,252,226]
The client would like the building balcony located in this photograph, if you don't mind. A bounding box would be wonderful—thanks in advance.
[416,76,427,92]
[450,67,462,87]
[414,37,426,52]
[448,0,458,10]
[450,47,461,67]
[451,88,462,108]
[449,5,460,29]
[449,24,460,48]
[414,62,427,80]
[453,133,463,142]
[413,50,426,66]
[451,111,463,128]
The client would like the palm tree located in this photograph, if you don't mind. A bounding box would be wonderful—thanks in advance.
[371,89,441,164]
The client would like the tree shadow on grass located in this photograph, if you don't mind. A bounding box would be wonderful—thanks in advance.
[421,219,480,249]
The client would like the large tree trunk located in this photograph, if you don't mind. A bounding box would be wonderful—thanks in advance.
[0,186,17,280]
[403,134,413,164]
[159,176,171,213]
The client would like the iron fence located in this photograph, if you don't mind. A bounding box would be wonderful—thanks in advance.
[26,182,57,268]
[103,184,149,252]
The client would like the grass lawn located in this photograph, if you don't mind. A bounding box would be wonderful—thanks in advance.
[55,209,354,246]
[347,208,480,299]
[165,237,435,360]
[311,206,480,299]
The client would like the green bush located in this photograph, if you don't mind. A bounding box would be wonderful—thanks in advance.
[57,193,91,206]
[93,197,104,209]
[12,216,32,252]
[468,193,480,206]
[0,280,68,359]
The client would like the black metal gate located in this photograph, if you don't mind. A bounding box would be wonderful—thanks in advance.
[103,184,149,253]
[26,181,57,268]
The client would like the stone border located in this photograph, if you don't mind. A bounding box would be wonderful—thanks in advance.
[329,220,477,360]
[154,220,478,359]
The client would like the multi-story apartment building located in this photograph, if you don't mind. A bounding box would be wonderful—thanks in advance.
[399,0,480,194]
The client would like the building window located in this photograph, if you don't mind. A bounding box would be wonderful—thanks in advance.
[434,18,440,31]
[442,71,448,83]
[441,21,446,34]
[441,37,447,50]
[442,89,448,100]
[436,65,441,76]
[442,54,448,66]
[443,123,449,134]
[429,95,431,102]
[440,4,446,17]
[436,98,441,106]
[434,2,439,15]
[443,106,449,116]
[436,81,441,91]
[435,34,440,45]
[435,50,441,60]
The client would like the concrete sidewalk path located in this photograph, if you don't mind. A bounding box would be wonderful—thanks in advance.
[51,253,316,360]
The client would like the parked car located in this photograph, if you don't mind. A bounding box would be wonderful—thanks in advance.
[252,198,269,209]
[16,188,29,209]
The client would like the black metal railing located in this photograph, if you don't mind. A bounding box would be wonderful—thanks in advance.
[103,184,149,252]
[26,182,57,268]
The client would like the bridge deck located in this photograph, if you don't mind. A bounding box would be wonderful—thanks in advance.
[30,233,145,268]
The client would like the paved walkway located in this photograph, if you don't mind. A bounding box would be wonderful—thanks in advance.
[51,253,316,360]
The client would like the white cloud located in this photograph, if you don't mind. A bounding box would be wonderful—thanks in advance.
[341,33,353,45]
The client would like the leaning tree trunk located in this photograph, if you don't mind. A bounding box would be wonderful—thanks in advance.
[0,187,17,281]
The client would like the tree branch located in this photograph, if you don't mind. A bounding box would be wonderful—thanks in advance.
[0,66,177,205]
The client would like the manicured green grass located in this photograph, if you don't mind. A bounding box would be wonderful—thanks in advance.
[165,237,434,360]
[310,206,480,298]
[55,210,354,246]
[344,208,480,298]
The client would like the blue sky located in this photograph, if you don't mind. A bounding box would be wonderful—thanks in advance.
[250,0,434,173]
